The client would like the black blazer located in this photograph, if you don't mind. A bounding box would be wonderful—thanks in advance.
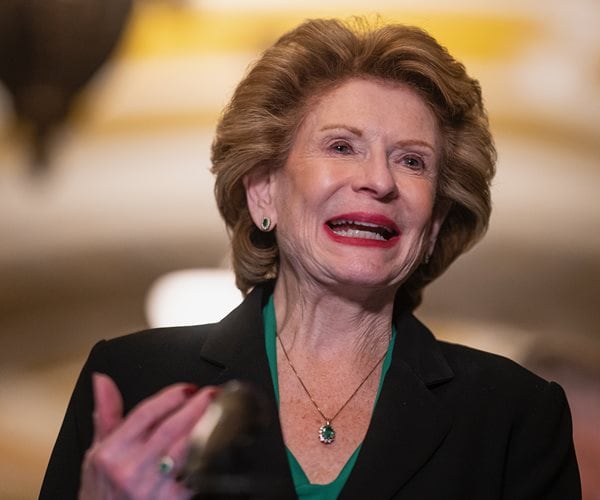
[40,283,581,499]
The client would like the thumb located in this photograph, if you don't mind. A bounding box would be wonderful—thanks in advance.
[92,372,124,443]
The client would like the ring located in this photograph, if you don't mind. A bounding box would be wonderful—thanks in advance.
[158,455,175,476]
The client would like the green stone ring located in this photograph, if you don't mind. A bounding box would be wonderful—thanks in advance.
[319,422,336,444]
[158,455,175,476]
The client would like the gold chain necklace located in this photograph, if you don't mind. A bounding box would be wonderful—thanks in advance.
[276,334,388,445]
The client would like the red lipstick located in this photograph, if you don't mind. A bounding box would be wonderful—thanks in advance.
[324,212,400,248]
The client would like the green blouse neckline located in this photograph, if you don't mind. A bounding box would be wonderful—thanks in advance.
[263,293,397,499]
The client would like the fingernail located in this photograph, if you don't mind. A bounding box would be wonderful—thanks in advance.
[206,386,220,398]
[183,384,199,396]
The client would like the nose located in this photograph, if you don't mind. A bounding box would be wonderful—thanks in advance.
[352,151,398,201]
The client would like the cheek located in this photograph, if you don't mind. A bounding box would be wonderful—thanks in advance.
[272,178,314,243]
[276,167,336,217]
[401,181,437,226]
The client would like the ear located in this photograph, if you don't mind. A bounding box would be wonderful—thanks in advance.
[427,199,451,257]
[243,167,278,229]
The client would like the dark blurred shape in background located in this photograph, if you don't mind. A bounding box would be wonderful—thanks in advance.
[0,0,132,171]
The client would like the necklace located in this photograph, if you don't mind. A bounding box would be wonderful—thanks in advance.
[276,334,389,445]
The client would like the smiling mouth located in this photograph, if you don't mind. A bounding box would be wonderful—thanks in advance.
[326,218,399,241]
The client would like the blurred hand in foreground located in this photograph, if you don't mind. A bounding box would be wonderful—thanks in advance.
[79,373,217,500]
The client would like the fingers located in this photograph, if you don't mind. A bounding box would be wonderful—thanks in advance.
[143,386,219,459]
[107,383,201,449]
[133,387,219,484]
[92,373,124,443]
[84,379,218,500]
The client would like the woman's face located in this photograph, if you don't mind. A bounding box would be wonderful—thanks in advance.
[246,78,446,294]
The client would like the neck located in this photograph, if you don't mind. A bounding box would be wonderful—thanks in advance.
[272,272,396,366]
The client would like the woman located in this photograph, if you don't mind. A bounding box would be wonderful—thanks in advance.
[40,18,580,499]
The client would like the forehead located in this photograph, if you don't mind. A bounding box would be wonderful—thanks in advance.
[299,78,440,142]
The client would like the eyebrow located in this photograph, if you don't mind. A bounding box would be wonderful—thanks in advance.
[319,124,435,152]
[319,124,363,137]
[394,139,436,153]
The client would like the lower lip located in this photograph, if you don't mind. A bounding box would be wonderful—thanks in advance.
[324,224,400,248]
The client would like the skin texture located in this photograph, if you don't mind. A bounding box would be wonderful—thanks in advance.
[245,78,447,483]
[79,373,217,499]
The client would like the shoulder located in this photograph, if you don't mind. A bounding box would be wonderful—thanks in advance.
[399,314,575,441]
[438,340,546,389]
[84,284,269,409]
[402,328,580,496]
[434,339,570,425]
[89,322,219,371]
[433,344,581,497]
[397,311,553,402]
[95,281,269,361]
[86,323,223,411]
[97,323,216,357]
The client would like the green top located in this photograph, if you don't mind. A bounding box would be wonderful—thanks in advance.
[263,294,397,499]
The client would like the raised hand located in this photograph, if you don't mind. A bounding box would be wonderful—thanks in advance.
[79,373,217,500]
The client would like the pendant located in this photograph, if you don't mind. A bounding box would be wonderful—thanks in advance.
[318,421,336,444]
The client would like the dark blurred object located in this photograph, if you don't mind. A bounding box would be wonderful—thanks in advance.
[180,380,281,498]
[0,0,132,171]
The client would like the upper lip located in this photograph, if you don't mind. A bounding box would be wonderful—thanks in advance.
[326,212,400,240]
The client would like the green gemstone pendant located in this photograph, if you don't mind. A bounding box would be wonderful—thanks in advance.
[319,421,336,444]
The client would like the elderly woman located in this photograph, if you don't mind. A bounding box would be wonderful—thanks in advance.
[40,18,580,499]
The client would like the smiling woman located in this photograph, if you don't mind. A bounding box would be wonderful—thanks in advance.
[245,79,444,296]
[40,17,581,499]
[212,19,496,312]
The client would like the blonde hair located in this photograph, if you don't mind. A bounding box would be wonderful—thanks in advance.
[212,17,496,309]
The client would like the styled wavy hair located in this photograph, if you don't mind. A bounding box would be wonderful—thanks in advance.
[211,17,496,310]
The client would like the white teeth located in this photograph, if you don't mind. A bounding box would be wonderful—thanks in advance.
[329,219,395,241]
[332,228,386,240]
[331,219,381,229]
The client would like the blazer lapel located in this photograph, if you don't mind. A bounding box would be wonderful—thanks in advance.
[197,285,454,498]
[197,283,296,497]
[340,311,454,499]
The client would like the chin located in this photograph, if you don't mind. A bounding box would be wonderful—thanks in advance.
[321,258,414,291]
[324,268,404,292]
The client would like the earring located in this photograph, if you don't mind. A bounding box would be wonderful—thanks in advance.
[423,253,431,265]
[260,216,272,232]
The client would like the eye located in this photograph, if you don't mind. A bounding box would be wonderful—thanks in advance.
[399,154,425,170]
[329,141,354,155]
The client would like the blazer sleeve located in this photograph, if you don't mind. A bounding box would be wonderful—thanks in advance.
[502,381,581,499]
[39,340,108,499]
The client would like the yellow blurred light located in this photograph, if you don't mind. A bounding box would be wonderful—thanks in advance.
[117,4,538,61]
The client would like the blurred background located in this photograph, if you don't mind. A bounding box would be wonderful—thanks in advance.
[0,0,598,498]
